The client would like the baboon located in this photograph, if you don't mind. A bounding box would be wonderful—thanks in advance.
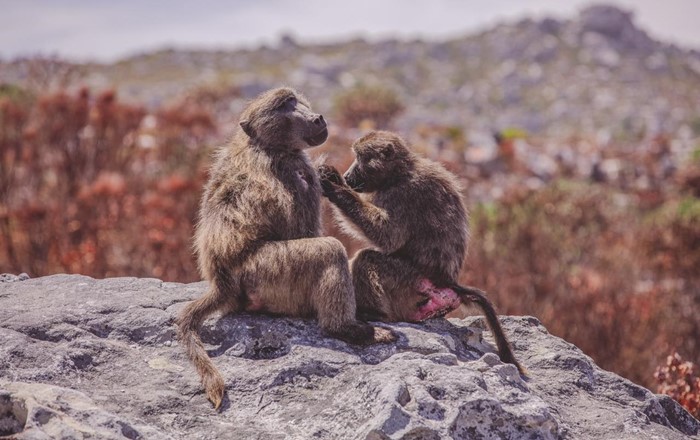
[318,130,523,374]
[177,88,394,410]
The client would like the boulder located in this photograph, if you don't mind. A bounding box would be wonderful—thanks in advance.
[577,5,655,54]
[0,275,697,439]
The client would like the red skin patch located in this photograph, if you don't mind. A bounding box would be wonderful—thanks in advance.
[245,293,265,313]
[411,279,461,321]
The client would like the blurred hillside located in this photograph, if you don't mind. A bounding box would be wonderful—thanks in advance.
[1,4,699,416]
[3,5,700,141]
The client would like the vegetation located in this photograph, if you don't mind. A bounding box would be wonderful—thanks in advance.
[1,83,698,418]
[467,183,699,389]
[333,84,403,129]
[0,87,213,279]
[655,352,700,419]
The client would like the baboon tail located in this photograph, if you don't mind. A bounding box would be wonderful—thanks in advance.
[176,288,227,410]
[451,284,527,376]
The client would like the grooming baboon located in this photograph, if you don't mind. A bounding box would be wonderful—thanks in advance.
[177,88,394,410]
[318,130,523,374]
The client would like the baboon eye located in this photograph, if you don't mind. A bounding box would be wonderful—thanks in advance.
[278,97,297,111]
[380,145,394,160]
[368,158,383,169]
[416,297,430,308]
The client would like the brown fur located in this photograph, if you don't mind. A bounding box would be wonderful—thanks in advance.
[177,88,394,410]
[318,130,524,374]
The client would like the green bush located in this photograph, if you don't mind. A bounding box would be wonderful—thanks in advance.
[333,84,403,129]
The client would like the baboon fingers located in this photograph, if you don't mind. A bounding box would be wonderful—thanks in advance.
[317,164,345,197]
[317,164,344,185]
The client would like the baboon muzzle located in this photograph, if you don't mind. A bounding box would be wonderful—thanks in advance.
[343,164,362,192]
[305,114,328,146]
[313,114,326,128]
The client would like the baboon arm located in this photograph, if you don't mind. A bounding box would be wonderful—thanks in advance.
[328,186,407,251]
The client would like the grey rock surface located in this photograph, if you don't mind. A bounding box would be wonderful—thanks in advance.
[0,275,697,439]
[0,273,30,283]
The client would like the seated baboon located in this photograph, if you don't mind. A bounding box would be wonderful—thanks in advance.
[177,88,394,410]
[318,130,523,374]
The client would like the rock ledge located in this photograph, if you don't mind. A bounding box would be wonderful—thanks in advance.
[1,275,698,439]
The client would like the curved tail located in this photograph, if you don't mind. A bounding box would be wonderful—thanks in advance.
[450,284,526,376]
[176,287,226,410]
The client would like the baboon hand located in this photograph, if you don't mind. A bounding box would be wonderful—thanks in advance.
[317,164,346,196]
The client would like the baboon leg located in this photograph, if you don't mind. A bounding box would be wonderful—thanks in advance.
[351,249,422,322]
[241,237,395,344]
[450,284,526,376]
[177,265,241,410]
[350,250,386,321]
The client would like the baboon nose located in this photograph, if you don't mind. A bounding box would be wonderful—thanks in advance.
[313,114,326,127]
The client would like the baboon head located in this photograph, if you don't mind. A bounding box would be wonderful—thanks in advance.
[344,131,414,193]
[239,87,328,149]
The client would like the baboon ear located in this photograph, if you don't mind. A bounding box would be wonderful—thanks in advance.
[239,119,255,138]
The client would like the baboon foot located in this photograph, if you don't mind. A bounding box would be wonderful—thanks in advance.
[327,322,395,345]
[372,326,397,343]
[413,278,461,321]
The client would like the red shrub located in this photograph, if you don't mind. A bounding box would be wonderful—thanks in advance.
[655,352,700,419]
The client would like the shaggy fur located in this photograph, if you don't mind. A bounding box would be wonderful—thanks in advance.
[319,130,523,374]
[177,89,394,410]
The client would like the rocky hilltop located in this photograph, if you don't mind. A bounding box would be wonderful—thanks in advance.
[1,275,698,439]
[3,5,699,139]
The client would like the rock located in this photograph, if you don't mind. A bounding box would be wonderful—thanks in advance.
[0,383,167,440]
[577,5,655,54]
[0,275,698,439]
[0,273,30,283]
[538,17,562,36]
[5,6,700,140]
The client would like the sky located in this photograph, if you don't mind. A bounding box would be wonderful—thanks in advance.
[2,0,700,63]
